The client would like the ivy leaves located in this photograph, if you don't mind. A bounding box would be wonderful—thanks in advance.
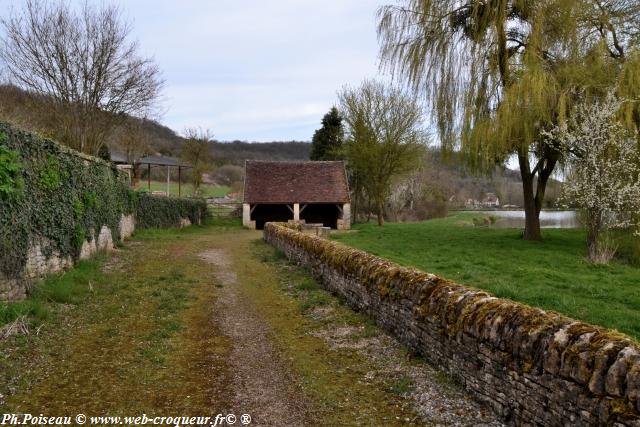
[0,123,207,283]
[0,132,23,197]
[38,154,62,191]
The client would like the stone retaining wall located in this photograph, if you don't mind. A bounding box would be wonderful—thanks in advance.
[264,222,640,426]
[0,212,198,302]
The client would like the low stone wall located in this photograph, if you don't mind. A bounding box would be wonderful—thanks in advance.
[0,211,200,302]
[264,223,640,426]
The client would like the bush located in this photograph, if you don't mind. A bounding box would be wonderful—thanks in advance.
[214,164,244,186]
[134,193,208,229]
[412,187,449,221]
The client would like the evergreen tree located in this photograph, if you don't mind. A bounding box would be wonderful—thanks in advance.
[310,107,344,161]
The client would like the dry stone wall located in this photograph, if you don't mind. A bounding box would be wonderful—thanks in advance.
[1,209,202,302]
[264,223,640,426]
[1,211,200,302]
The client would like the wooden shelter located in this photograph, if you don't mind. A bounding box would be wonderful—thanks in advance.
[242,160,351,230]
[111,151,191,196]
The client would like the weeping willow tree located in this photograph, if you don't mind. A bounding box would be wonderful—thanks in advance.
[378,0,640,240]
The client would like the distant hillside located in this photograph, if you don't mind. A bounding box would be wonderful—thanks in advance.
[0,84,311,164]
[425,150,561,208]
[211,140,310,165]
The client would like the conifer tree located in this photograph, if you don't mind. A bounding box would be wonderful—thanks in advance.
[310,107,344,161]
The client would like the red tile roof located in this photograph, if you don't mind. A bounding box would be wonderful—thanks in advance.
[243,161,350,204]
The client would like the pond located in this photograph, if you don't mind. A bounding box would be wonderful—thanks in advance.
[462,210,581,229]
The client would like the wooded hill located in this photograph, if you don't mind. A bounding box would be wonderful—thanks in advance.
[0,83,555,207]
[0,84,310,165]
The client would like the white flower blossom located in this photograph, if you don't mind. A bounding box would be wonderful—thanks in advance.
[543,93,640,261]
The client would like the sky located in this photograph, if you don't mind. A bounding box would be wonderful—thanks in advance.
[105,0,387,142]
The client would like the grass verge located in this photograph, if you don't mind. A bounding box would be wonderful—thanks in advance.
[242,239,423,425]
[0,224,232,413]
[142,181,229,198]
[0,258,105,329]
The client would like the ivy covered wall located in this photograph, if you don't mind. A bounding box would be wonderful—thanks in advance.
[0,123,207,300]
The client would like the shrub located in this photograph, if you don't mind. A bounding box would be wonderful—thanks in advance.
[134,193,208,229]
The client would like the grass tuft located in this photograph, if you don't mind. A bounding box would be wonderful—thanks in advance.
[0,258,104,328]
[389,376,414,395]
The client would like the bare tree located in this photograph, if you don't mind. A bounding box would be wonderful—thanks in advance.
[339,80,429,226]
[0,0,163,155]
[114,119,151,164]
[181,128,214,195]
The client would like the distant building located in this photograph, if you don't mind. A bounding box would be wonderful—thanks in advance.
[465,193,501,209]
[242,160,351,230]
[483,193,500,207]
[465,198,478,209]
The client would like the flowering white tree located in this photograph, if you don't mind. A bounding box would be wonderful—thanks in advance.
[544,94,640,263]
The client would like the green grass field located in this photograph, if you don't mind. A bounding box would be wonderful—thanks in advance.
[332,213,640,340]
[142,181,230,198]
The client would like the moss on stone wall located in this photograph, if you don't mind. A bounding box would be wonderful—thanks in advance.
[264,222,640,424]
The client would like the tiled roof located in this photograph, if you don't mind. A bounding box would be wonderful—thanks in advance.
[243,161,350,203]
[137,154,187,167]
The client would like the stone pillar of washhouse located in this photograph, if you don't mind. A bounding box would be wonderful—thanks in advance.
[337,203,351,230]
[242,203,256,229]
[293,203,300,221]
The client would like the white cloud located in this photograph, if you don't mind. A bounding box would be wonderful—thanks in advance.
[122,0,385,140]
[4,0,387,141]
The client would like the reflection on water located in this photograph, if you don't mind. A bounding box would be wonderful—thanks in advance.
[462,210,580,229]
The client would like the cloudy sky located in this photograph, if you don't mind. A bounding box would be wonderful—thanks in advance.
[102,1,385,142]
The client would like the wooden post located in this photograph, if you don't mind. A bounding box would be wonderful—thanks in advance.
[147,163,151,191]
[178,166,182,197]
[167,165,170,196]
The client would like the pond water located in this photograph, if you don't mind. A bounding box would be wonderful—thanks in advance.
[462,210,581,229]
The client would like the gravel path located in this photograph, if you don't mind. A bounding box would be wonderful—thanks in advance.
[199,249,309,426]
[313,324,502,426]
[201,237,503,426]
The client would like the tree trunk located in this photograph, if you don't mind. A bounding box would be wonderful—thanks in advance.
[376,199,385,226]
[586,209,602,262]
[519,170,539,240]
[351,193,358,224]
[519,153,542,240]
[518,151,558,241]
[587,225,599,262]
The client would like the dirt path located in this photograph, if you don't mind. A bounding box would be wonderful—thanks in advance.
[0,224,500,426]
[199,248,308,425]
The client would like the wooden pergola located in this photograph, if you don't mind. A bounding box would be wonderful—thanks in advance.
[136,155,192,197]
